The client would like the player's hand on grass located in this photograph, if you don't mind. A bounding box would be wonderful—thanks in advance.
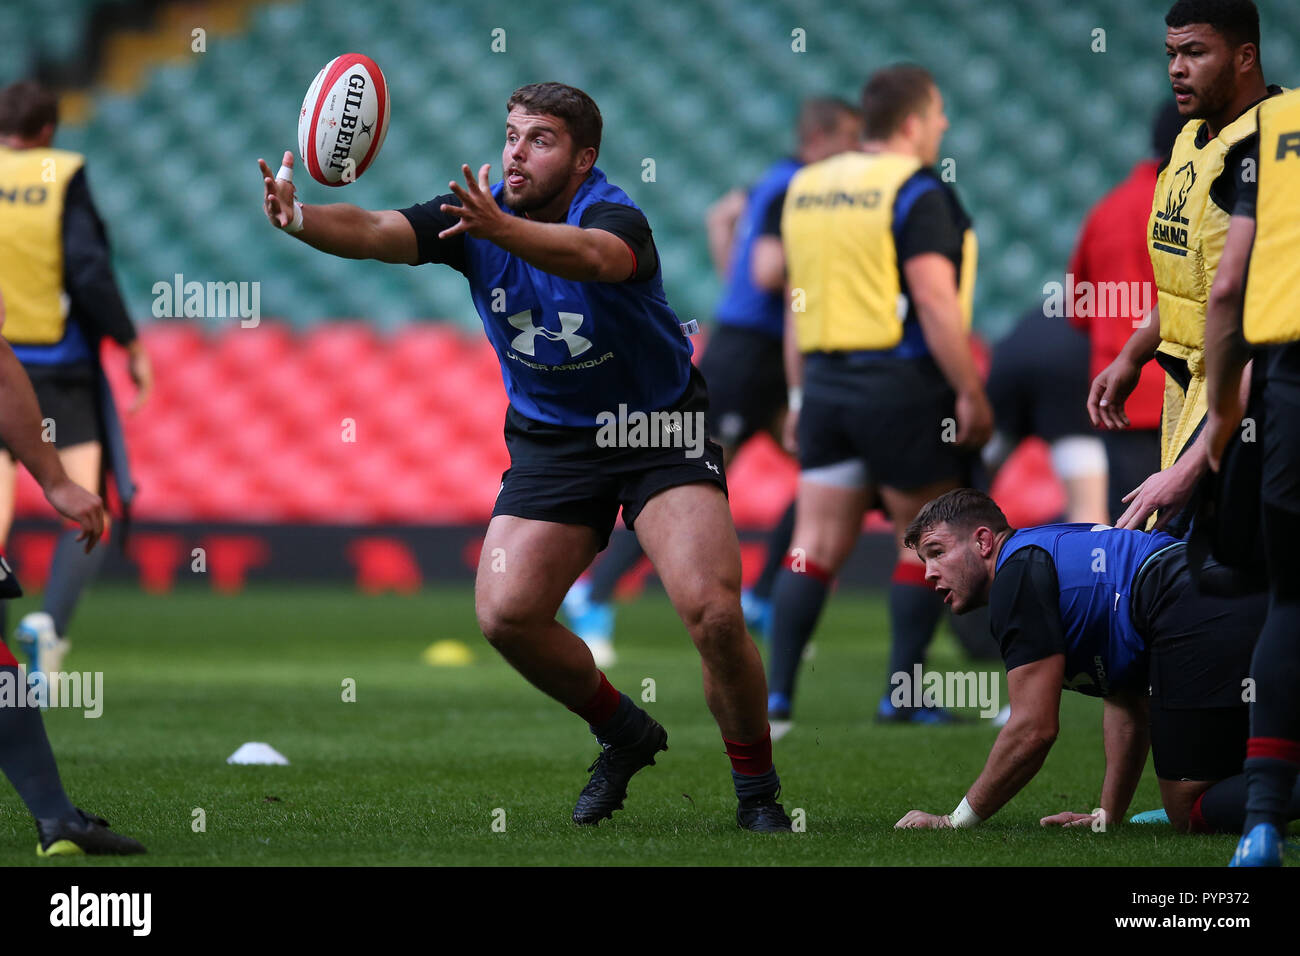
[1116,459,1200,531]
[43,478,108,553]
[1088,356,1140,430]
[955,389,994,449]
[258,151,298,230]
[1040,810,1105,828]
[440,164,508,241]
[895,810,954,829]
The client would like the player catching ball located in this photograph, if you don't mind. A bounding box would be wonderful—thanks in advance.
[258,82,791,831]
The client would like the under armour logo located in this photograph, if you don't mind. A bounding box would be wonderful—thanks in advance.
[706,462,720,474]
[506,310,592,358]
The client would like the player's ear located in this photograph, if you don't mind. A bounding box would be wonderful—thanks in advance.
[574,145,596,176]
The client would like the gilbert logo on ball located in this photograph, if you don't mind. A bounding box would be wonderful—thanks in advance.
[297,53,390,186]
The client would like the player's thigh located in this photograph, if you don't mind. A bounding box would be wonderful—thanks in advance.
[1150,701,1249,832]
[57,441,102,491]
[633,481,744,629]
[0,451,16,546]
[474,515,601,633]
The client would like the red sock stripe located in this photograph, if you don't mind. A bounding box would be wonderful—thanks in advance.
[570,671,620,726]
[1187,792,1212,834]
[1246,736,1300,765]
[891,560,930,587]
[723,728,774,776]
[782,552,833,584]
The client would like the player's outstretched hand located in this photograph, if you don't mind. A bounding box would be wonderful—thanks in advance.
[43,478,108,553]
[1088,356,1140,430]
[1040,810,1105,828]
[258,151,298,230]
[895,810,953,829]
[440,164,507,240]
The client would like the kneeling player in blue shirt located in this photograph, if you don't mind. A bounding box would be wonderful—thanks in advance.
[894,488,1299,835]
[259,83,790,830]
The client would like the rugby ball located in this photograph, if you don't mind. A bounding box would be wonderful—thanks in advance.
[297,54,390,186]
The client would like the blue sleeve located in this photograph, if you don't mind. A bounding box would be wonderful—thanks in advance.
[892,171,966,264]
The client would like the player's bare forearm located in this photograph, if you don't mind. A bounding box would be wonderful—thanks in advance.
[295,204,417,264]
[706,189,745,277]
[905,256,981,398]
[1118,307,1163,368]
[489,216,630,282]
[783,301,803,391]
[0,339,69,489]
[965,714,1058,819]
[1099,692,1149,823]
[1204,216,1256,414]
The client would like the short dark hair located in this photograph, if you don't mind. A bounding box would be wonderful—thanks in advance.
[506,82,602,161]
[903,488,1011,551]
[1165,0,1260,49]
[860,64,936,140]
[0,80,58,138]
[796,96,861,143]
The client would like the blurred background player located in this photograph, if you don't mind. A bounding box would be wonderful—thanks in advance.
[1204,88,1300,866]
[770,64,993,732]
[562,97,864,667]
[0,288,143,856]
[983,307,1108,526]
[1088,0,1280,536]
[1067,101,1184,522]
[0,80,151,678]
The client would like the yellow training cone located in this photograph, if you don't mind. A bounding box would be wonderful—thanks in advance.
[423,640,474,667]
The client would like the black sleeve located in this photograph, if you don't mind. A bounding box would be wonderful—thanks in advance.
[758,188,787,237]
[895,177,966,264]
[988,546,1068,673]
[579,201,658,281]
[61,167,136,346]
[1211,134,1259,217]
[397,194,469,273]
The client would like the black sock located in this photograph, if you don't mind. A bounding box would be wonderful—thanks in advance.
[43,528,109,636]
[752,501,796,601]
[1242,757,1300,834]
[767,563,832,707]
[885,578,945,703]
[0,666,78,821]
[591,692,646,747]
[587,530,644,605]
[1197,772,1300,834]
[732,766,780,801]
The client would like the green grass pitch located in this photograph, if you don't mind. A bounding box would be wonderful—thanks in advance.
[0,584,1246,866]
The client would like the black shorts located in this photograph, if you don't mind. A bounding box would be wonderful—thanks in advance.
[492,365,728,551]
[797,352,973,490]
[696,324,786,449]
[1133,544,1266,780]
[986,311,1092,444]
[0,365,103,456]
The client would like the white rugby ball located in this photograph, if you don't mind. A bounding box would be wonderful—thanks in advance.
[297,53,390,186]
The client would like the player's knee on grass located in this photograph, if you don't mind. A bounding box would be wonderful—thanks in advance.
[1159,779,1210,834]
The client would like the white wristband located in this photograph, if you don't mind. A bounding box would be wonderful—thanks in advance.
[787,386,803,413]
[284,201,304,234]
[949,796,982,829]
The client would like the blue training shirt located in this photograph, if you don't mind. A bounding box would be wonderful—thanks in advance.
[994,523,1182,697]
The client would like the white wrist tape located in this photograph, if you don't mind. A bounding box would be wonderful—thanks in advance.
[275,163,294,183]
[949,796,982,829]
[787,386,804,413]
[285,201,304,234]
